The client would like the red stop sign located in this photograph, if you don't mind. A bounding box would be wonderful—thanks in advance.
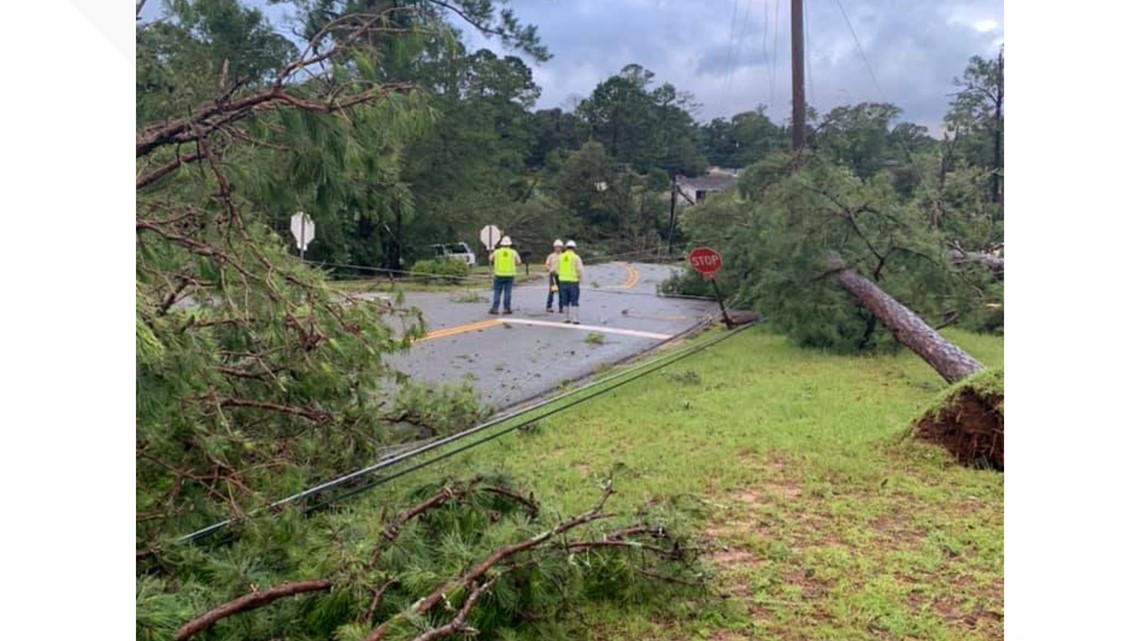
[687,247,723,277]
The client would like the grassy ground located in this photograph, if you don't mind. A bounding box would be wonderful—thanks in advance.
[394,326,1004,640]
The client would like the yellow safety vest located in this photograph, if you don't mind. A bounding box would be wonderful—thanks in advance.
[558,250,579,282]
[493,248,518,277]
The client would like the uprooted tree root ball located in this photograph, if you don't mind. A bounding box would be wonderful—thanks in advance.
[913,368,1003,470]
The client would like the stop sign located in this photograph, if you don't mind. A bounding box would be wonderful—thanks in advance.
[687,247,723,277]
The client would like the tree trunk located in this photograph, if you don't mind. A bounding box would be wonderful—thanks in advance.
[826,255,984,383]
[990,49,1003,204]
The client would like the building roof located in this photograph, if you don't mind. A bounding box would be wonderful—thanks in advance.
[677,174,736,191]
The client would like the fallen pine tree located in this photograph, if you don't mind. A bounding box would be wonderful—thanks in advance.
[823,254,1003,470]
[668,153,1003,468]
[138,475,708,641]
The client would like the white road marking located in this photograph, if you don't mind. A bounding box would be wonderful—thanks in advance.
[500,318,671,340]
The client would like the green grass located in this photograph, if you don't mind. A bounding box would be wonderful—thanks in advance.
[375,326,1005,640]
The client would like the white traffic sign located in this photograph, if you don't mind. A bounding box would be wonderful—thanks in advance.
[290,212,315,255]
[479,224,502,250]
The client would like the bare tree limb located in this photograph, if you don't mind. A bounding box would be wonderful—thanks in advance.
[174,580,333,641]
[216,397,331,424]
[364,481,617,641]
[408,577,499,641]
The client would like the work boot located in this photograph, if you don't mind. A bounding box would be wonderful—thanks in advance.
[503,308,513,315]
[571,308,580,325]
[488,308,500,315]
[563,308,572,324]
[546,307,554,313]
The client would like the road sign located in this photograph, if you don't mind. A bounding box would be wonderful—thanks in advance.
[479,224,503,250]
[290,212,315,257]
[687,247,723,277]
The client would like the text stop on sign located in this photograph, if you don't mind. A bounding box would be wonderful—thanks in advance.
[687,247,723,277]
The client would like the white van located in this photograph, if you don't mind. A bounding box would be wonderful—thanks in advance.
[430,243,477,267]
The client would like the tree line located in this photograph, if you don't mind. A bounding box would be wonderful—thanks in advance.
[139,0,1003,273]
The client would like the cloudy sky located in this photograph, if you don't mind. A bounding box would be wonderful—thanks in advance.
[141,0,1003,133]
[460,0,1003,133]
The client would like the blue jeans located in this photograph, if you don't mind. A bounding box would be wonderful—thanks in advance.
[491,276,514,311]
[559,282,580,308]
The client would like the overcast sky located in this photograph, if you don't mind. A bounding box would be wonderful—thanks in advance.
[142,0,1004,134]
[459,0,1003,133]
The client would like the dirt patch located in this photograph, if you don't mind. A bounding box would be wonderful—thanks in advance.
[868,516,928,550]
[915,385,1003,471]
[713,548,756,565]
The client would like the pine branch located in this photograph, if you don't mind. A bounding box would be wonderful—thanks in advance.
[408,577,499,641]
[174,579,333,641]
[216,397,331,424]
[364,481,617,641]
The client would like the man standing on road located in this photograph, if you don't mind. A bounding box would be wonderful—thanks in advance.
[488,236,522,315]
[558,239,584,324]
[544,239,564,314]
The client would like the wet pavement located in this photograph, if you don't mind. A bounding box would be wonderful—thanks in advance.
[362,262,720,410]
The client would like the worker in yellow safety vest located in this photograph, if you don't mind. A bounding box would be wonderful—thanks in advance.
[557,239,584,324]
[488,236,522,315]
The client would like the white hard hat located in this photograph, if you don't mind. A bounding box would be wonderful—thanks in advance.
[553,239,564,247]
[500,236,513,246]
[565,240,577,248]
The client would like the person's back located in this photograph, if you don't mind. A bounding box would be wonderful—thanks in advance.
[488,237,521,314]
[557,241,584,324]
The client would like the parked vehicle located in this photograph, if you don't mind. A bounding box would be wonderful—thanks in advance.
[430,242,477,267]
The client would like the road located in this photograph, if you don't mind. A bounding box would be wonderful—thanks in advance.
[365,262,720,410]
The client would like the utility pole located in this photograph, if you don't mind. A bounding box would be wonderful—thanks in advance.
[666,174,678,256]
[791,0,806,153]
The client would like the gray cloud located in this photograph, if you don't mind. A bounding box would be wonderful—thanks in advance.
[141,0,1002,133]
[462,0,1003,131]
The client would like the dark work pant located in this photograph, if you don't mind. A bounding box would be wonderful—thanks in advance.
[546,273,561,310]
[491,276,514,311]
[559,281,580,308]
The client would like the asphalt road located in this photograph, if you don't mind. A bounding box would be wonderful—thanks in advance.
[367,262,720,410]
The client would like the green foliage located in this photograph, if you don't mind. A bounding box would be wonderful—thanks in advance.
[135,0,550,549]
[577,64,708,176]
[675,153,993,352]
[138,476,706,641]
[410,259,471,285]
[700,107,786,169]
[384,380,492,436]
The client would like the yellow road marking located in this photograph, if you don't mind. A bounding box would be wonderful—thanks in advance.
[620,262,639,289]
[602,262,640,289]
[418,318,502,342]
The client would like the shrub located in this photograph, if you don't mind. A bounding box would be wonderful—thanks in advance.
[410,259,470,285]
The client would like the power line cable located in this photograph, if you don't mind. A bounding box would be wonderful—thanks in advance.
[167,319,756,546]
[833,0,884,99]
[772,0,781,114]
[721,0,743,113]
[726,0,754,96]
[805,0,815,106]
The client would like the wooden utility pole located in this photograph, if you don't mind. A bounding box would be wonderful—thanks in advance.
[666,174,678,255]
[791,0,806,152]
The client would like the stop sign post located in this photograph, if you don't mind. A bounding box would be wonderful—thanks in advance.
[686,247,733,328]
